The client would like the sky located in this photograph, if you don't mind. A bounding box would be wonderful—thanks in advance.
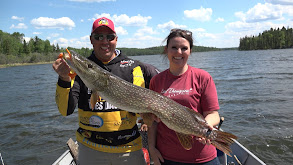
[1,0,293,49]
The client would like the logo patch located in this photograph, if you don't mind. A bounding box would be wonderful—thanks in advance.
[161,88,193,97]
[98,18,109,26]
[117,130,137,140]
[81,130,92,138]
[89,116,104,128]
[120,60,134,67]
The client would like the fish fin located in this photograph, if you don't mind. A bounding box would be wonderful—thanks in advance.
[184,107,237,156]
[142,113,154,127]
[211,130,237,157]
[175,132,193,150]
[90,91,100,110]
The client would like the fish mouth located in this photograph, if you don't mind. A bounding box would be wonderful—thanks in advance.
[66,50,89,74]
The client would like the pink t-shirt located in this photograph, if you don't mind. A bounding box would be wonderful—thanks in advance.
[149,65,219,163]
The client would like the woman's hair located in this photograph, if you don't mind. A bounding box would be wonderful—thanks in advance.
[163,28,193,53]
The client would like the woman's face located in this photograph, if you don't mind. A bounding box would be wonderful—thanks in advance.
[166,36,191,69]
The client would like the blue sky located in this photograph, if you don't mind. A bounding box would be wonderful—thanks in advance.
[1,0,293,49]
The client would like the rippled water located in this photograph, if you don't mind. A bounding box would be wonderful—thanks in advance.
[0,49,292,164]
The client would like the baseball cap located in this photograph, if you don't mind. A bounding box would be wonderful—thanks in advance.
[91,17,115,34]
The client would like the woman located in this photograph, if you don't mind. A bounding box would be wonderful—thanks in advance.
[148,29,221,165]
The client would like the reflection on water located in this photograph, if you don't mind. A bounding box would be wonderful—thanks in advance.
[0,49,293,164]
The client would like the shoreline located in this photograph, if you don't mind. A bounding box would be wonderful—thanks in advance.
[0,61,54,68]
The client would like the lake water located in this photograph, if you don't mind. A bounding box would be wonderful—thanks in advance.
[0,49,292,165]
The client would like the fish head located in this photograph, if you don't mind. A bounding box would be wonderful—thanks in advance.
[64,50,108,91]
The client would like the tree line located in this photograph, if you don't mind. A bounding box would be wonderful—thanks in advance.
[119,45,221,56]
[0,29,223,65]
[0,30,60,64]
[239,26,293,50]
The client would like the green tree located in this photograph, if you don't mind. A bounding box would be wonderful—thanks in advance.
[56,43,60,52]
[239,26,293,50]
[23,39,30,54]
[44,39,52,54]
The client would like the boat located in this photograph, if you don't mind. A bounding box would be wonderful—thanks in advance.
[52,149,76,165]
[52,137,266,165]
[217,139,266,165]
[53,118,266,165]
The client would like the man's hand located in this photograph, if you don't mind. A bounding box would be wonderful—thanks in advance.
[52,58,71,82]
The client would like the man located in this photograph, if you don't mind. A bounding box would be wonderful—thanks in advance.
[52,17,158,165]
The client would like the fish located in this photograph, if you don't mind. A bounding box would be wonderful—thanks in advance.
[63,49,237,156]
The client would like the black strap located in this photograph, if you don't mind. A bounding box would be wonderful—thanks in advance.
[77,125,140,146]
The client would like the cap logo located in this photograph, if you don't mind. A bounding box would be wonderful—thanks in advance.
[98,19,109,26]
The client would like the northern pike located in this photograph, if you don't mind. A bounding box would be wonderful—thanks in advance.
[63,50,237,156]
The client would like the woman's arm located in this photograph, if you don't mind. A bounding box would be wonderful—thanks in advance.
[203,110,220,127]
[148,122,164,165]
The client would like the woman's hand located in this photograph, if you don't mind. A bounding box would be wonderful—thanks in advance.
[140,113,161,127]
[196,124,213,145]
[196,110,220,145]
[149,147,164,165]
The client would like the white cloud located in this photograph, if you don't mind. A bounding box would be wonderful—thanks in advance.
[228,2,293,34]
[266,0,293,5]
[191,28,206,33]
[53,38,69,48]
[118,36,163,48]
[234,12,246,22]
[235,3,284,23]
[11,16,24,21]
[10,23,28,29]
[134,27,157,37]
[47,33,60,39]
[225,21,257,32]
[53,36,91,48]
[92,13,152,26]
[115,26,128,35]
[33,32,42,35]
[218,0,293,48]
[189,28,217,46]
[92,13,111,21]
[184,7,212,22]
[157,21,187,31]
[80,35,90,41]
[215,17,225,22]
[68,0,115,2]
[281,5,293,16]
[114,14,152,26]
[31,17,75,30]
[50,33,60,38]
[24,37,31,43]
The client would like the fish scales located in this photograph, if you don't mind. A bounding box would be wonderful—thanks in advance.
[104,77,204,135]
[65,50,237,156]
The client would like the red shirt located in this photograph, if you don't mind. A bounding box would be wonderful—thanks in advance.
[149,65,219,163]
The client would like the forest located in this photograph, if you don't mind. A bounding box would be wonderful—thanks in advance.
[0,30,221,65]
[239,26,293,50]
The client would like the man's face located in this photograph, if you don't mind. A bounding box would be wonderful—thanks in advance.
[90,26,117,62]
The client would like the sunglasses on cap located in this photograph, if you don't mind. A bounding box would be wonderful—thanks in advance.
[93,34,116,41]
[170,28,192,36]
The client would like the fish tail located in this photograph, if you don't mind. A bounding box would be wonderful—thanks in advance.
[211,130,237,157]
